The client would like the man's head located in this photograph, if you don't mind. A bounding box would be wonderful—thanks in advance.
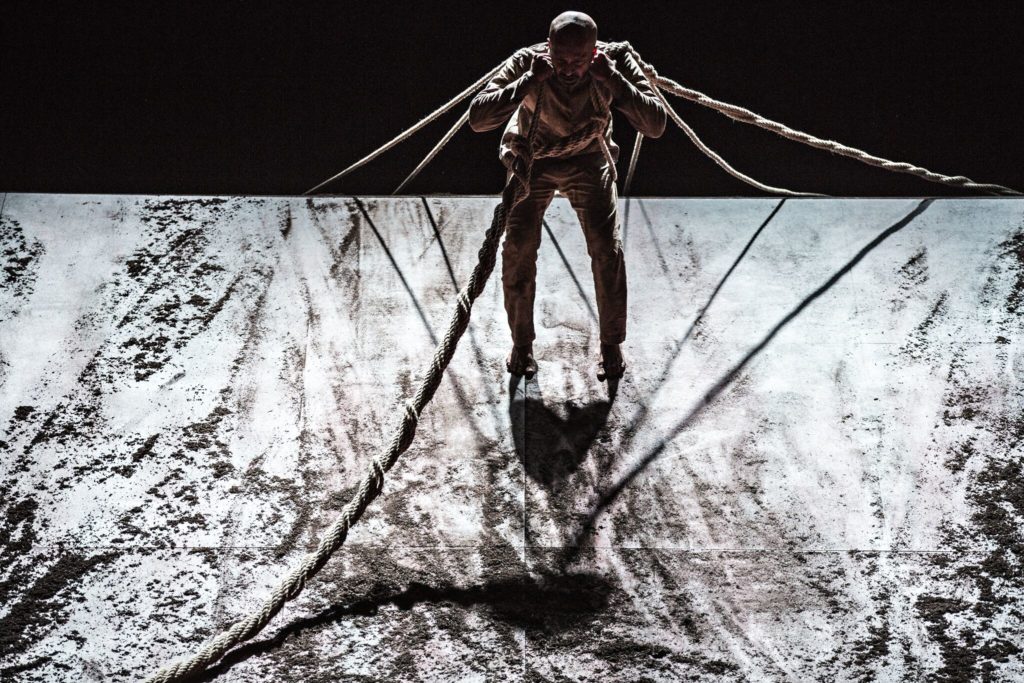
[547,11,598,86]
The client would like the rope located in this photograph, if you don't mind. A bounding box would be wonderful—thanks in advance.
[623,131,643,195]
[589,80,618,185]
[393,108,470,195]
[307,41,1018,199]
[646,72,822,197]
[604,40,1021,196]
[146,86,548,683]
[504,118,604,165]
[303,60,507,196]
[500,78,615,178]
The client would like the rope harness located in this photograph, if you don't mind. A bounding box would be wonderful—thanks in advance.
[500,79,615,182]
[146,41,1020,683]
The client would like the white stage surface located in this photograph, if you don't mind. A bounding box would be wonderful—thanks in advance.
[1,194,1022,681]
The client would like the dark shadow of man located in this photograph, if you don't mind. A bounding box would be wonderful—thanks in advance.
[508,374,617,490]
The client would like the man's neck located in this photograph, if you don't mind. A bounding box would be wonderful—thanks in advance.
[552,71,591,94]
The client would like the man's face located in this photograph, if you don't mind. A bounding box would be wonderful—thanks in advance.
[548,37,596,85]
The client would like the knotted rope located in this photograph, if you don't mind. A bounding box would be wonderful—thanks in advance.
[501,82,613,166]
[145,87,548,683]
[498,76,617,194]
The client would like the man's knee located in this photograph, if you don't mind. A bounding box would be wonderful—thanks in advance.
[503,255,537,282]
[502,225,541,260]
[502,227,541,284]
[586,227,624,263]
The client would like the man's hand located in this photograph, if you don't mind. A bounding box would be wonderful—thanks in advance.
[529,50,554,82]
[589,50,616,82]
[591,50,626,98]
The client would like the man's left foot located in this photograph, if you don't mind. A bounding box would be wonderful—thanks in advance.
[506,344,537,379]
[597,343,625,381]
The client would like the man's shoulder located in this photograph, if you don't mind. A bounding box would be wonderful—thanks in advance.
[508,41,546,63]
[506,40,629,60]
[500,40,634,71]
[599,40,633,60]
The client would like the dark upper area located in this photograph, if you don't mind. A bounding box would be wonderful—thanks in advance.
[2,1,1023,197]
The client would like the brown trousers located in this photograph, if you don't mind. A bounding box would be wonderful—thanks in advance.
[502,152,627,346]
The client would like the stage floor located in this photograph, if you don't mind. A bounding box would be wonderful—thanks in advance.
[1,193,1022,681]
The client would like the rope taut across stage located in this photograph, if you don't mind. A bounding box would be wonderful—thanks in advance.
[304,41,1020,198]
[147,39,1021,683]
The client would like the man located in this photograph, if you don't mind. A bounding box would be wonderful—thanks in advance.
[469,11,666,381]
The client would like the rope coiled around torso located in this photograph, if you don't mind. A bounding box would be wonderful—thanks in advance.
[502,78,617,184]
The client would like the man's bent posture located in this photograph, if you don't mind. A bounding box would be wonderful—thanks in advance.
[469,11,666,381]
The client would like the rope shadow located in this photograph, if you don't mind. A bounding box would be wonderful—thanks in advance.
[353,197,504,445]
[562,198,935,561]
[194,571,613,682]
[636,199,674,281]
[542,218,599,323]
[615,198,786,459]
[354,197,439,345]
[419,197,503,410]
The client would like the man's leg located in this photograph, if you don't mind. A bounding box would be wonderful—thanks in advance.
[502,162,556,375]
[561,156,627,378]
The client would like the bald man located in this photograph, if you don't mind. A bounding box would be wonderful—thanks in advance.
[469,11,666,381]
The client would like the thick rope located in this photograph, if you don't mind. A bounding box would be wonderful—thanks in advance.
[308,41,1017,199]
[604,40,1021,196]
[624,131,643,195]
[647,73,822,197]
[303,60,506,196]
[146,87,548,683]
[505,118,604,165]
[500,77,614,177]
[393,108,470,195]
[653,74,1021,195]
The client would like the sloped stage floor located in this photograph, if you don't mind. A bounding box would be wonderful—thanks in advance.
[1,193,1022,681]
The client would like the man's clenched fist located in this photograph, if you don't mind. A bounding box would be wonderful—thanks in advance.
[529,50,554,82]
[589,50,615,82]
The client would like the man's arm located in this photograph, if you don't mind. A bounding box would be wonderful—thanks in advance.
[596,50,667,139]
[469,50,541,132]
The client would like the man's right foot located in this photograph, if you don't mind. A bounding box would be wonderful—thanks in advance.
[506,344,537,379]
[596,343,626,381]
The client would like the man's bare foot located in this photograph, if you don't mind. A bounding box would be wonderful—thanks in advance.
[597,343,625,381]
[506,344,537,379]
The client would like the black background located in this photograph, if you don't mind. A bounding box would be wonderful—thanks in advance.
[3,1,1023,197]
